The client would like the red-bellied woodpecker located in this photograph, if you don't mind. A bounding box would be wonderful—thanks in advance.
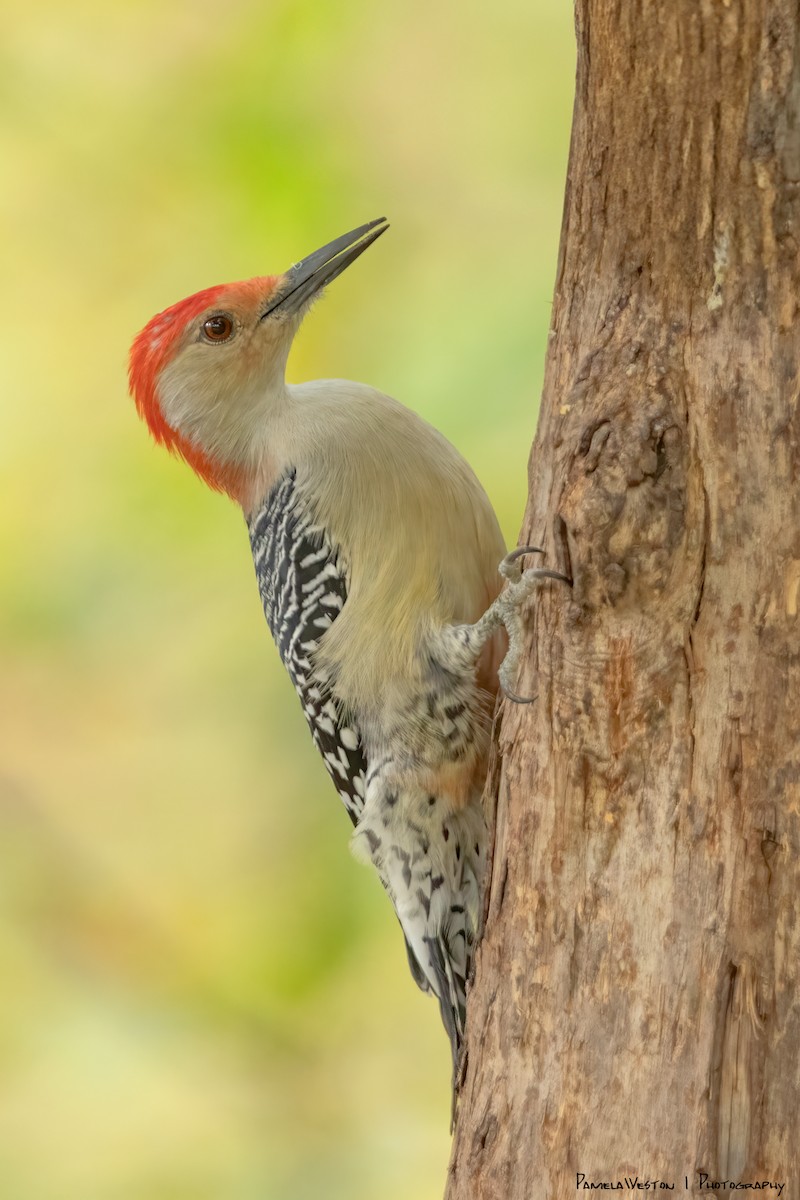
[129,218,566,1084]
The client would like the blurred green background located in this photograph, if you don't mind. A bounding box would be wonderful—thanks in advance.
[0,2,573,1196]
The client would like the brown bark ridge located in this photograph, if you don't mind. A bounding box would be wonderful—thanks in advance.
[447,3,800,1197]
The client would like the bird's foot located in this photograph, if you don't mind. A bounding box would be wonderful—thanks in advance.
[476,546,572,704]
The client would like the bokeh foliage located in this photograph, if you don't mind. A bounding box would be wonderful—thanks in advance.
[0,1,573,1196]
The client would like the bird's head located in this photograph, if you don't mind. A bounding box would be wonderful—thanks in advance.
[129,218,388,502]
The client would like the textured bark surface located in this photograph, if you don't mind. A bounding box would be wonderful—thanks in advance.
[447,3,800,1197]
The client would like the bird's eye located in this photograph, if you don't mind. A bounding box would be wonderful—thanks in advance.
[201,314,234,342]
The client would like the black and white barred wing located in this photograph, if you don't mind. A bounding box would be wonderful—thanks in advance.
[247,471,366,825]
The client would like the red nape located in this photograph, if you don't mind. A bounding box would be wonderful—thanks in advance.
[128,284,243,496]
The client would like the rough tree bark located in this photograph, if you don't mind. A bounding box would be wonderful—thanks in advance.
[447,3,800,1197]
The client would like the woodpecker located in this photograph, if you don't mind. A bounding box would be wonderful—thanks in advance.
[129,218,564,1081]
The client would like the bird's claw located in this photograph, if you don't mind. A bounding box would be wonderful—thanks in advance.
[493,546,571,705]
[500,682,537,705]
[500,544,571,589]
[499,544,546,584]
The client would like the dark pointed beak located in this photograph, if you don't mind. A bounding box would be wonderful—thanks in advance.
[261,217,389,320]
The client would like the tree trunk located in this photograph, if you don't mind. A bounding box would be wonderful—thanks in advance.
[447,3,800,1196]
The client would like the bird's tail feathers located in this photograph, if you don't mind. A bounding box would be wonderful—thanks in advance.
[352,783,485,1081]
